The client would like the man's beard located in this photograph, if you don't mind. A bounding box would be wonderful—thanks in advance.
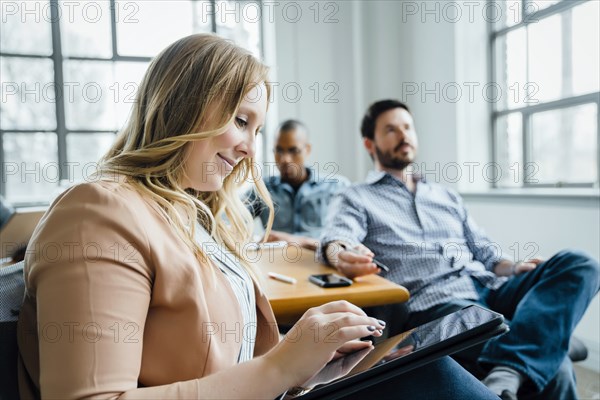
[375,144,413,171]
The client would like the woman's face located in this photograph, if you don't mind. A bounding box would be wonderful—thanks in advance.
[182,82,267,191]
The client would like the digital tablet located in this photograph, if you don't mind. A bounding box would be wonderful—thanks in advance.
[295,305,509,399]
[0,207,46,260]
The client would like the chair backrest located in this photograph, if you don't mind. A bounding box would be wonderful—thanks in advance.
[0,261,25,400]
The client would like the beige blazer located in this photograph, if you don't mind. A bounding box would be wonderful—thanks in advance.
[17,178,279,399]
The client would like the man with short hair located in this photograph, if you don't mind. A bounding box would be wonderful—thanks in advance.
[319,99,599,399]
[251,120,349,250]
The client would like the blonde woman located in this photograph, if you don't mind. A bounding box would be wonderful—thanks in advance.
[16,34,497,399]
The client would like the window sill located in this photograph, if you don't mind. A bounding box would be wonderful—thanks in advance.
[460,188,600,201]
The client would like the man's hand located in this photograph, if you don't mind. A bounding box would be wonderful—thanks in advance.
[266,230,319,251]
[513,258,545,274]
[494,257,546,276]
[325,242,379,279]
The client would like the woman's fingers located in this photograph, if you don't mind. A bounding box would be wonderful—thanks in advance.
[319,311,386,332]
[295,311,385,345]
[334,325,384,341]
[309,300,367,317]
[272,301,386,388]
[335,339,373,355]
[299,303,386,345]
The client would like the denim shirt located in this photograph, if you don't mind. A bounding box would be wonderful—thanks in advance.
[319,170,507,312]
[251,168,350,238]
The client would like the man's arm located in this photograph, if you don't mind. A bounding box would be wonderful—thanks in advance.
[453,190,543,276]
[452,190,505,272]
[318,190,379,279]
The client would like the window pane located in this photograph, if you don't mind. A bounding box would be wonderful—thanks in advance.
[0,0,52,56]
[216,1,261,57]
[114,62,149,129]
[0,57,56,130]
[531,103,597,184]
[63,60,117,130]
[528,14,563,103]
[60,0,112,58]
[493,0,522,30]
[66,133,115,182]
[494,28,527,111]
[116,0,193,57]
[3,132,58,203]
[572,1,600,95]
[495,113,523,188]
[194,0,214,32]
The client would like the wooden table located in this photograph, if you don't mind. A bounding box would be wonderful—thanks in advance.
[249,245,410,321]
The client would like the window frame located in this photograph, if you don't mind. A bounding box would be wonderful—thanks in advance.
[489,0,600,189]
[0,0,266,205]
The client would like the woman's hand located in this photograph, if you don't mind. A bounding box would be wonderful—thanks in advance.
[301,340,374,389]
[263,300,385,389]
[331,339,374,361]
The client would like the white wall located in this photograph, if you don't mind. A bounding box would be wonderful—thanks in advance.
[272,1,370,180]
[464,194,600,370]
[272,0,599,370]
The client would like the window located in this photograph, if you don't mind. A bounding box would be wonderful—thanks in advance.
[1,0,263,205]
[491,0,599,188]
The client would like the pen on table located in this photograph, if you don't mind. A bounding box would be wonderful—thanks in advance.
[261,241,287,248]
[339,243,390,273]
[268,272,297,284]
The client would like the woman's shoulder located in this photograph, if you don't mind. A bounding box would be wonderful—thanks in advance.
[56,176,145,207]
[24,176,158,286]
[39,176,156,247]
[51,176,167,223]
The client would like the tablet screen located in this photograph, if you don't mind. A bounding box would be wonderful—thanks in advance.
[345,304,503,377]
[286,305,508,399]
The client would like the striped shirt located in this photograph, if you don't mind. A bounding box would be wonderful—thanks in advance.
[319,170,508,312]
[195,223,257,363]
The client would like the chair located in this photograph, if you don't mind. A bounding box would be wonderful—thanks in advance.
[0,261,25,400]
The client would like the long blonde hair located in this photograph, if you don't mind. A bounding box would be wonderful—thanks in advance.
[98,33,274,276]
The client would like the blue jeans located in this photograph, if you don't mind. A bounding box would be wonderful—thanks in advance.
[406,250,600,399]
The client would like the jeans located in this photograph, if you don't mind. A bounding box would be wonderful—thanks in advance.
[405,249,600,399]
[309,356,499,400]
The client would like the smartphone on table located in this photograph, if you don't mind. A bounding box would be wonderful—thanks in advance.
[309,273,353,288]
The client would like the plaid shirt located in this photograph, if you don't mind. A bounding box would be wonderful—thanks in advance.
[319,170,508,312]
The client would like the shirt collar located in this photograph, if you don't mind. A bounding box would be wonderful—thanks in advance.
[305,167,318,184]
[365,169,426,186]
[273,167,316,186]
[365,170,387,184]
